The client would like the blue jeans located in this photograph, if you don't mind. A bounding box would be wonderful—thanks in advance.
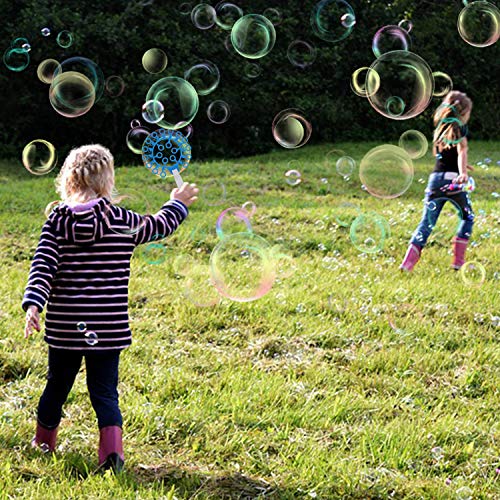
[410,172,474,247]
[37,348,122,430]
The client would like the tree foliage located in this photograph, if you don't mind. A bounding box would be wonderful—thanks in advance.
[0,0,498,162]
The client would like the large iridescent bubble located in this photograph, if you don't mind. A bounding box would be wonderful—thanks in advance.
[231,14,276,59]
[366,50,434,120]
[372,25,411,58]
[145,77,199,130]
[359,145,414,199]
[310,0,356,42]
[458,1,500,47]
[210,232,276,302]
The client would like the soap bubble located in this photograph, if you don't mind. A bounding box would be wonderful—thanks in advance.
[183,262,221,307]
[142,99,165,124]
[84,331,98,346]
[433,71,453,97]
[367,50,434,120]
[3,47,30,72]
[336,156,356,178]
[350,213,386,253]
[142,48,168,74]
[272,109,312,149]
[455,486,473,500]
[210,232,276,302]
[287,40,317,68]
[431,446,444,460]
[334,202,361,227]
[130,119,141,129]
[126,127,150,154]
[310,0,356,42]
[37,59,61,84]
[22,140,58,175]
[399,130,428,159]
[49,57,105,118]
[56,30,73,48]
[216,207,253,239]
[191,3,217,29]
[184,61,220,96]
[231,14,276,59]
[263,7,282,25]
[460,261,486,286]
[215,2,243,30]
[44,201,60,218]
[49,71,95,118]
[398,19,413,32]
[145,76,199,129]
[201,179,227,206]
[207,100,231,124]
[41,27,51,37]
[285,166,302,186]
[341,13,356,28]
[350,66,380,97]
[458,1,500,47]
[11,37,30,49]
[76,321,87,332]
[178,2,193,15]
[241,201,257,217]
[21,43,31,52]
[426,198,463,243]
[360,145,414,199]
[105,75,126,98]
[385,96,406,117]
[244,62,262,78]
[141,241,167,265]
[372,25,411,58]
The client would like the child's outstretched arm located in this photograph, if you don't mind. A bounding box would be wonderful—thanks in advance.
[455,137,469,184]
[22,221,60,337]
[133,182,199,246]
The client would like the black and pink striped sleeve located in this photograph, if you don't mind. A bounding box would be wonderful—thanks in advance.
[132,199,189,246]
[22,221,60,312]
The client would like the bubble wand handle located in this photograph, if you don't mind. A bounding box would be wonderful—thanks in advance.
[172,168,184,188]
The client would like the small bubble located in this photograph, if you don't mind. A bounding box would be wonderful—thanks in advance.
[84,331,98,346]
[41,27,51,37]
[431,446,444,460]
[76,322,87,332]
[40,443,51,453]
[295,303,306,313]
[21,43,31,52]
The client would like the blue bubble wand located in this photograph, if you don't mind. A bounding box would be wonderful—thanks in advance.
[142,129,192,187]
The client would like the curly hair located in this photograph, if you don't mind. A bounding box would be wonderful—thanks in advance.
[55,144,115,202]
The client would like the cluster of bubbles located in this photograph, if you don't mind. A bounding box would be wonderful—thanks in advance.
[76,321,98,346]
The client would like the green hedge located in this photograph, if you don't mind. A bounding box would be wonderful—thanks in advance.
[0,0,498,163]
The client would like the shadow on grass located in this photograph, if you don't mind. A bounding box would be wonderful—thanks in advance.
[133,462,283,499]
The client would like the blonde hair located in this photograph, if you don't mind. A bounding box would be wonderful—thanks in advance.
[433,91,473,150]
[55,144,115,202]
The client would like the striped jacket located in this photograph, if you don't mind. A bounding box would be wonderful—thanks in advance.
[22,197,188,350]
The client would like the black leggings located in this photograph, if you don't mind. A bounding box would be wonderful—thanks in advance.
[37,348,122,430]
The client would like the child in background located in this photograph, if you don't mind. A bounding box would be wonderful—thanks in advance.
[23,144,198,472]
[400,91,475,272]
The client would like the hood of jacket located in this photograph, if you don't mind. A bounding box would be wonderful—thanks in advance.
[48,198,111,246]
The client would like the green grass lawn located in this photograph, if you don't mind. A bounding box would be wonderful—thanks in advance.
[0,141,499,499]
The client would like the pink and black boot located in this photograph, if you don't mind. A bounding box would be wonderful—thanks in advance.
[452,236,468,270]
[399,243,422,272]
[32,422,58,453]
[98,426,124,473]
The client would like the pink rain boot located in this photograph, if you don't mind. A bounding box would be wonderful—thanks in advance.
[452,237,468,270]
[399,243,422,272]
[98,426,124,473]
[32,423,58,453]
